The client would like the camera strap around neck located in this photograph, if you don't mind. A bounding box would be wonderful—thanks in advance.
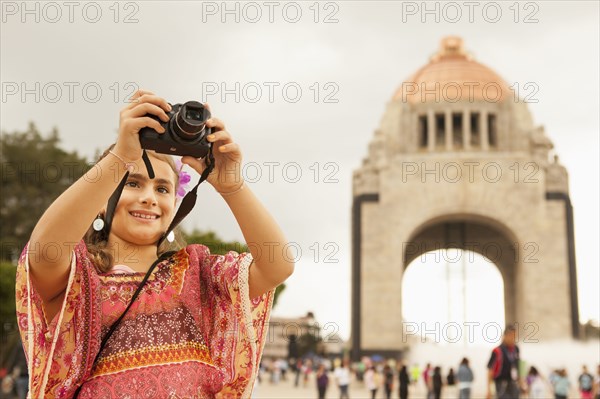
[101,145,215,248]
[157,145,215,247]
[72,249,176,398]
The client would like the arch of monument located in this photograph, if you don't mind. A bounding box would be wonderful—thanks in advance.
[351,36,579,361]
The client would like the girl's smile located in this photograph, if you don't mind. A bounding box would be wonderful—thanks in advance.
[129,210,161,222]
[108,155,178,245]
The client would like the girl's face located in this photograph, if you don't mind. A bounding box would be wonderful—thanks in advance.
[109,156,178,246]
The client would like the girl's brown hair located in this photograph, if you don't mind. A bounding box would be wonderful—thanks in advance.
[84,144,187,273]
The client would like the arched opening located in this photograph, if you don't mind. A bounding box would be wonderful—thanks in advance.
[402,215,520,332]
[402,249,505,346]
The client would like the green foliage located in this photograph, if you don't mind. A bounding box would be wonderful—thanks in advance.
[184,229,249,255]
[295,325,323,358]
[0,261,17,327]
[184,229,286,308]
[0,261,19,369]
[0,122,89,261]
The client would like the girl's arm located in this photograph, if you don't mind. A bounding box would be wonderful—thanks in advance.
[29,152,132,303]
[221,186,294,299]
[29,90,170,307]
[181,115,294,300]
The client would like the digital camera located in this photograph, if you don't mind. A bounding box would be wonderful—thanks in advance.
[139,100,212,158]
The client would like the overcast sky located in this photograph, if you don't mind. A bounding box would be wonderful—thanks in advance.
[2,1,598,342]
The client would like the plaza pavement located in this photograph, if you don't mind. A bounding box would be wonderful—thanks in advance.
[253,374,482,399]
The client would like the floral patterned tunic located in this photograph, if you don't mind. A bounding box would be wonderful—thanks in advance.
[15,240,274,398]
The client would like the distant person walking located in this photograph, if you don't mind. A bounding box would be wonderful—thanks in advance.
[594,364,600,399]
[423,363,433,399]
[334,358,351,399]
[303,359,313,388]
[5,336,29,399]
[410,364,420,385]
[399,364,410,399]
[486,325,523,399]
[280,358,289,381]
[447,367,456,385]
[525,366,546,399]
[447,367,456,398]
[383,364,394,399]
[580,365,595,399]
[552,369,570,399]
[272,358,282,384]
[295,358,302,387]
[316,364,329,399]
[365,365,379,399]
[432,366,443,399]
[356,360,366,382]
[457,358,474,399]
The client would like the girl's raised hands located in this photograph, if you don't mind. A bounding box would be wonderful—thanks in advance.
[114,89,171,161]
[181,107,244,194]
[112,92,242,193]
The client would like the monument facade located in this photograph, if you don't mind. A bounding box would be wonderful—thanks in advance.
[351,37,579,360]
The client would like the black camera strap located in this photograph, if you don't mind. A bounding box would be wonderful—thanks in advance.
[99,150,154,242]
[157,145,215,247]
[100,167,130,243]
[141,149,155,179]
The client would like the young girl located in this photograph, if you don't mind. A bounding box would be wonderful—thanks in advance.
[15,90,294,398]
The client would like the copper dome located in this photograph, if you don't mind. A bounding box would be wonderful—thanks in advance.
[394,36,510,104]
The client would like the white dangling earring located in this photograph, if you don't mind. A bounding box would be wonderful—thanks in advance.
[166,231,175,243]
[93,214,105,231]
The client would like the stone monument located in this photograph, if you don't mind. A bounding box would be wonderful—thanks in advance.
[351,36,579,360]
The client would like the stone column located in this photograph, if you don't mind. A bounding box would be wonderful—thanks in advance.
[427,109,435,151]
[445,110,452,150]
[463,109,471,150]
[481,110,489,150]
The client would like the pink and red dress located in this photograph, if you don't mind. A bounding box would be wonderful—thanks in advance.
[15,240,274,398]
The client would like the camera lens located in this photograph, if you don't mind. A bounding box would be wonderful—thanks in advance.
[185,108,202,121]
[172,101,210,142]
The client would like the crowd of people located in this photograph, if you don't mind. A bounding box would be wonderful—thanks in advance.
[254,356,600,399]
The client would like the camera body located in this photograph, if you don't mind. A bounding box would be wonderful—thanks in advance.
[139,100,212,158]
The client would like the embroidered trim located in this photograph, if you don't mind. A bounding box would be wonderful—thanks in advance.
[237,254,253,399]
[237,254,275,399]
[92,342,214,377]
[24,246,33,396]
[26,246,77,395]
[168,250,188,294]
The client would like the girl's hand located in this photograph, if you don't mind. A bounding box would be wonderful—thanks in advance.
[113,89,171,161]
[180,110,243,193]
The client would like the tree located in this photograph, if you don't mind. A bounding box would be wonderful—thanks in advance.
[0,122,89,262]
[0,123,90,368]
[296,328,322,358]
[294,313,323,358]
[0,260,17,337]
[184,229,286,308]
